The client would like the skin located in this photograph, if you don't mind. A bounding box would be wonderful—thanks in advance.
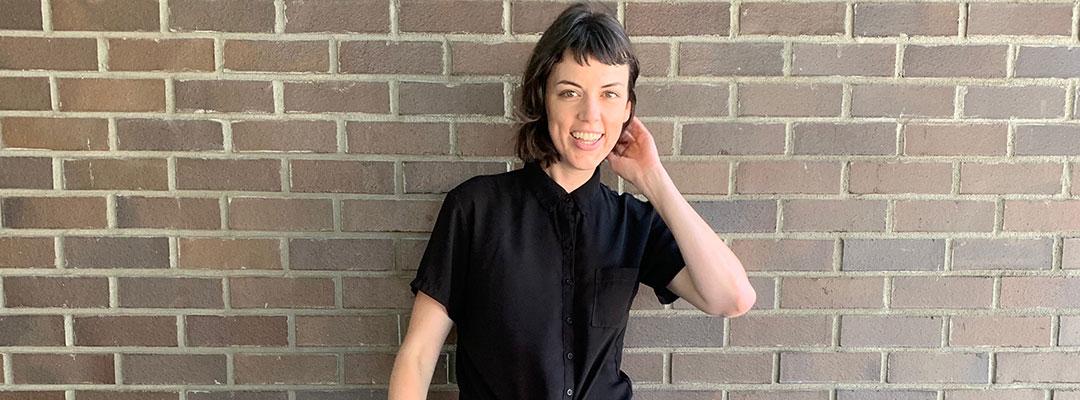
[389,49,756,400]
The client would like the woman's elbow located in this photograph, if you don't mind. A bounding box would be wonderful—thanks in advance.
[708,285,756,318]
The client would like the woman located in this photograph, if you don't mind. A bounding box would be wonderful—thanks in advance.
[389,3,755,399]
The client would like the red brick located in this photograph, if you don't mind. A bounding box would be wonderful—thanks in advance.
[284,0,389,33]
[840,315,942,347]
[1015,125,1080,156]
[730,315,832,347]
[892,277,993,309]
[779,352,880,383]
[229,277,335,308]
[295,315,398,346]
[2,197,107,229]
[851,84,955,117]
[58,79,165,112]
[290,160,395,194]
[904,45,1007,78]
[681,123,785,155]
[0,77,51,110]
[960,163,1062,195]
[3,276,109,308]
[736,161,841,194]
[402,161,505,194]
[854,3,959,37]
[1015,47,1080,78]
[730,239,832,272]
[339,41,442,74]
[512,2,617,34]
[176,158,281,191]
[64,236,170,269]
[51,0,159,31]
[0,37,97,70]
[964,86,1067,119]
[780,277,884,309]
[116,196,221,230]
[118,277,224,308]
[231,120,336,153]
[341,199,440,232]
[1003,201,1080,232]
[289,238,394,271]
[179,238,281,270]
[457,122,515,156]
[625,2,729,36]
[187,392,285,400]
[283,81,389,113]
[76,392,177,400]
[893,200,996,232]
[399,82,503,116]
[624,316,726,347]
[117,119,223,151]
[673,353,772,384]
[0,237,54,268]
[346,122,450,155]
[169,0,275,32]
[227,197,333,232]
[950,316,1052,347]
[738,83,841,117]
[74,316,177,346]
[224,40,329,73]
[0,157,52,189]
[849,161,952,194]
[343,277,412,309]
[968,3,1073,36]
[399,0,501,33]
[108,38,214,72]
[12,354,114,384]
[903,123,1007,156]
[175,80,274,113]
[888,352,988,384]
[740,2,845,36]
[634,43,670,77]
[792,44,895,77]
[680,43,784,77]
[636,83,728,117]
[792,122,896,155]
[996,352,1080,383]
[782,199,886,232]
[235,354,337,384]
[64,158,168,190]
[2,117,108,151]
[0,315,65,346]
[952,238,1053,271]
[186,315,287,346]
[122,354,226,384]
[0,0,43,30]
[451,41,534,76]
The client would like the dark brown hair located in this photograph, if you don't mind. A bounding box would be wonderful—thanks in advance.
[514,2,640,168]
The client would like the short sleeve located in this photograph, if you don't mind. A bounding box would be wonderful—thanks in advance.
[637,201,686,305]
[409,190,469,322]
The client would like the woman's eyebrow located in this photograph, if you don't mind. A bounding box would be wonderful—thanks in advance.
[554,80,625,88]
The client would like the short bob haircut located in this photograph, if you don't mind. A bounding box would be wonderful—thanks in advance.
[514,2,640,169]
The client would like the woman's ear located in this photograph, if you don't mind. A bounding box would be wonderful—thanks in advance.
[623,99,633,123]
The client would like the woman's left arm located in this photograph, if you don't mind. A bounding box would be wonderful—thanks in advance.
[608,117,756,318]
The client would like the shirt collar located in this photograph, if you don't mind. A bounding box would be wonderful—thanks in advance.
[523,160,604,217]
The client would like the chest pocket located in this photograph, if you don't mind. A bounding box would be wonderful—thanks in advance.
[590,268,639,328]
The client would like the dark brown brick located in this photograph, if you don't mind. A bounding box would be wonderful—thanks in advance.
[625,2,728,36]
[892,277,993,309]
[403,161,504,194]
[108,38,214,72]
[888,353,988,384]
[169,0,274,32]
[187,391,286,400]
[346,122,450,155]
[227,197,333,232]
[740,2,845,36]
[295,315,398,346]
[1016,47,1080,78]
[1015,125,1080,156]
[894,200,996,232]
[117,119,223,151]
[175,80,274,113]
[622,353,663,383]
[4,276,109,308]
[854,3,959,37]
[290,160,394,194]
[960,163,1062,195]
[341,199,440,232]
[289,238,394,271]
[451,41,534,76]
[738,83,842,117]
[628,161,727,195]
[179,238,281,270]
[792,44,896,77]
[232,120,337,153]
[339,41,442,74]
[176,158,281,191]
[842,239,945,271]
[283,81,389,113]
[964,86,1066,119]
[76,392,178,400]
[65,236,170,269]
[624,315,725,347]
[343,277,412,309]
[511,2,615,34]
[51,0,159,31]
[851,84,955,117]
[634,43,671,77]
[0,37,97,70]
[1001,277,1080,309]
[225,40,329,73]
[58,79,165,112]
[782,199,886,232]
[118,277,224,308]
[968,3,1073,36]
[792,123,897,155]
[399,82,503,116]
[736,161,841,194]
[2,117,108,151]
[116,196,221,230]
[64,158,168,190]
[74,316,177,346]
[680,43,783,76]
[840,315,941,348]
[2,197,107,229]
[950,316,1052,347]
[284,0,389,33]
[953,238,1054,270]
[903,123,1007,156]
[399,0,501,33]
[903,45,1007,78]
[729,391,829,400]
[123,354,227,384]
[457,122,516,156]
[230,277,334,308]
[849,161,952,194]
[681,123,785,155]
[0,0,43,30]
[0,237,54,268]
[0,77,51,110]
[12,354,114,384]
[781,277,884,309]
[0,157,52,189]
[779,352,880,383]
[673,353,772,384]
[636,83,728,117]
[0,315,65,346]
[186,315,287,346]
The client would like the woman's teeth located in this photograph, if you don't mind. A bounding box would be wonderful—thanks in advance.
[571,131,603,142]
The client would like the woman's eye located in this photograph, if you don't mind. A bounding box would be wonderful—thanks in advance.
[560,90,578,98]
[604,91,620,98]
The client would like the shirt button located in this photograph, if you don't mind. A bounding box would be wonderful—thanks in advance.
[565,316,573,324]
[566,388,574,396]
[566,352,574,360]
[564,278,573,285]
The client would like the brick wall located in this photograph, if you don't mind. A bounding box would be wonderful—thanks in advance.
[0,0,1078,399]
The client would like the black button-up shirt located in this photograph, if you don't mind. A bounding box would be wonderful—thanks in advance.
[409,160,686,400]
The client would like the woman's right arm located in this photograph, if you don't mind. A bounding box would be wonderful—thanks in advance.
[388,290,455,400]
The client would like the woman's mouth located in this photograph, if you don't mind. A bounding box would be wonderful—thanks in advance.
[571,130,604,150]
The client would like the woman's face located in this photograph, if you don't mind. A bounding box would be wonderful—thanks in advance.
[545,49,632,172]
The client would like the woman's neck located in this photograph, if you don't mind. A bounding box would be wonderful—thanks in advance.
[542,161,594,194]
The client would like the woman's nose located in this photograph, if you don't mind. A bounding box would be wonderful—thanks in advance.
[577,96,602,121]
